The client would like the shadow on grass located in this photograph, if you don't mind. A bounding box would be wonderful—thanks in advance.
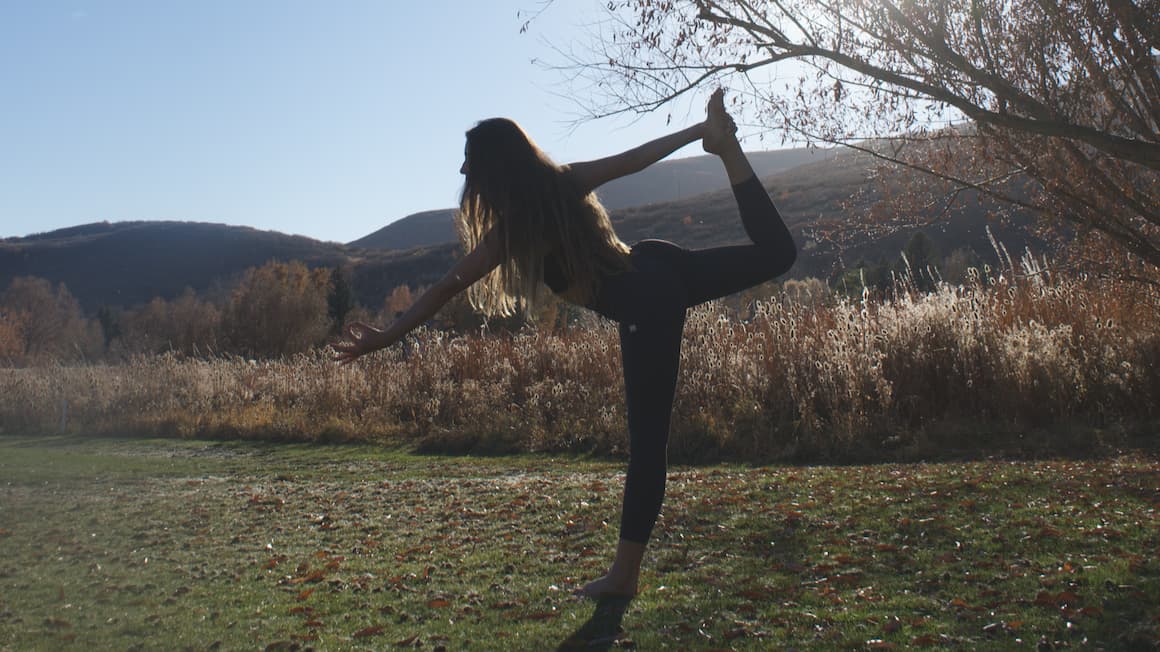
[557,595,633,651]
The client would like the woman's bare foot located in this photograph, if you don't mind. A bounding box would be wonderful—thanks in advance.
[702,88,739,155]
[575,573,638,599]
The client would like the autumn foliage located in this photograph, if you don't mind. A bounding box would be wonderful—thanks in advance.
[2,262,1156,460]
[574,0,1160,276]
[220,261,333,358]
[0,276,101,364]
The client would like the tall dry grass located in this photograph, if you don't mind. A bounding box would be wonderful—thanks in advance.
[2,264,1157,461]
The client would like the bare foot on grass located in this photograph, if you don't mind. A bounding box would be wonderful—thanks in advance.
[575,573,637,600]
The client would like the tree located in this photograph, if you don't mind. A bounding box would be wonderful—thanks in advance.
[901,231,941,291]
[565,0,1160,276]
[382,283,415,321]
[0,310,27,362]
[0,276,100,362]
[221,261,331,358]
[96,305,122,348]
[327,266,356,335]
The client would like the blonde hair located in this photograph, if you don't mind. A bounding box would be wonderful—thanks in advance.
[456,118,630,317]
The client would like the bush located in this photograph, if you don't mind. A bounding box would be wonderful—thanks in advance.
[2,266,1156,461]
[0,276,102,364]
[221,261,332,358]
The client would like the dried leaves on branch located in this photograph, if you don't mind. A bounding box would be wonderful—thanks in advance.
[565,0,1160,274]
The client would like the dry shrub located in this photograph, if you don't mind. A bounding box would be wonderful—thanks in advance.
[2,266,1157,461]
[0,276,103,364]
[221,261,331,358]
[116,289,223,357]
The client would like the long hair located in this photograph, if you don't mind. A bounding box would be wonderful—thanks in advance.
[456,118,630,317]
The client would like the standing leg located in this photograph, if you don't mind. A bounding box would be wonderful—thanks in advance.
[617,312,685,546]
[579,251,688,598]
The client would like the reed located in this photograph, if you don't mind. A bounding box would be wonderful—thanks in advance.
[2,267,1156,461]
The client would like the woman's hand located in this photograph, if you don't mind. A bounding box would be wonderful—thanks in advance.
[332,321,387,365]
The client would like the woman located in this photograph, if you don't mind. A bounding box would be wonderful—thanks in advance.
[333,90,796,598]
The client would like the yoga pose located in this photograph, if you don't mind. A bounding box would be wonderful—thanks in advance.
[333,90,796,598]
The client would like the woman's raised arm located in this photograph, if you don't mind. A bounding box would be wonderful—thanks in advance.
[566,121,706,195]
[332,231,502,364]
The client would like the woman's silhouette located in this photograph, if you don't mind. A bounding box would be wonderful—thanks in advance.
[333,90,796,598]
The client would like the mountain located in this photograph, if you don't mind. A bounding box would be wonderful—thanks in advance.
[0,221,455,312]
[0,222,343,311]
[606,149,1038,279]
[350,147,833,251]
[350,209,457,251]
[2,147,1039,314]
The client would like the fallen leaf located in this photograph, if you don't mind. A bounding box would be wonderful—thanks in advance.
[353,625,384,639]
[723,627,749,640]
[289,569,326,585]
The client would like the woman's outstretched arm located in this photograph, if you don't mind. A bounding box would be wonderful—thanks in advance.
[332,232,502,364]
[566,122,706,195]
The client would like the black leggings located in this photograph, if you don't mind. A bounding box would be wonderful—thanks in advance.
[590,176,796,544]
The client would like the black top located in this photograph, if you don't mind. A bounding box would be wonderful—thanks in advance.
[543,253,568,294]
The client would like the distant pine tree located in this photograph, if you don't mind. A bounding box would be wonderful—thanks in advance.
[327,266,356,334]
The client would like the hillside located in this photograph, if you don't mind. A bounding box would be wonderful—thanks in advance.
[350,147,832,251]
[2,148,1040,314]
[0,222,345,311]
[609,149,1038,279]
[0,221,454,312]
[349,209,457,251]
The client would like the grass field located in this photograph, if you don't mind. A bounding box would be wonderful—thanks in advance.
[0,437,1156,650]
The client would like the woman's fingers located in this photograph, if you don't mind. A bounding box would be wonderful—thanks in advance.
[331,331,365,364]
[332,321,385,364]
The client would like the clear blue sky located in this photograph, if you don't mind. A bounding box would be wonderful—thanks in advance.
[0,1,709,243]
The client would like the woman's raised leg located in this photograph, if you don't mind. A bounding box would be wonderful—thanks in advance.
[682,93,797,305]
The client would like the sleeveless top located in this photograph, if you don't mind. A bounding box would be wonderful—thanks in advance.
[543,253,568,294]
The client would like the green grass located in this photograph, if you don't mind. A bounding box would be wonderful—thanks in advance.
[1,437,1157,651]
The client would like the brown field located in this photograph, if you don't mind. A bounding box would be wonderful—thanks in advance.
[3,264,1157,463]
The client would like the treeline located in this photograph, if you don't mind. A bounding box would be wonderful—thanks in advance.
[0,259,617,365]
[0,230,1034,366]
[1,261,390,364]
[3,262,1156,461]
